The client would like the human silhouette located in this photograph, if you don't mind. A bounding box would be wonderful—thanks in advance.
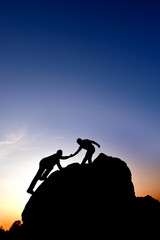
[27,150,72,194]
[71,138,100,164]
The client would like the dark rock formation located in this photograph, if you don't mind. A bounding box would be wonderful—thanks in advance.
[22,153,160,238]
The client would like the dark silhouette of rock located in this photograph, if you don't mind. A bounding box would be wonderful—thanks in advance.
[22,153,160,238]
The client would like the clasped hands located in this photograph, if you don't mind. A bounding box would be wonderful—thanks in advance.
[69,154,74,158]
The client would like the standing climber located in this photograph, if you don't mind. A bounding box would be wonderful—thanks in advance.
[71,138,100,164]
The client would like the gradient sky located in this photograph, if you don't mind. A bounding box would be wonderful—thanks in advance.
[0,0,160,229]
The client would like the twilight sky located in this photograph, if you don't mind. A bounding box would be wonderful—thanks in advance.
[0,0,160,229]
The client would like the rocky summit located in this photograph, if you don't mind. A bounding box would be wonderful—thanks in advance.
[22,153,160,238]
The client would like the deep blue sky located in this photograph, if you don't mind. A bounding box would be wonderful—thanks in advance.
[0,0,160,229]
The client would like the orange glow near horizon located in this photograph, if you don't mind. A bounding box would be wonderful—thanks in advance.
[1,0,160,232]
[1,183,159,231]
[0,147,160,231]
[0,214,21,231]
[0,193,24,230]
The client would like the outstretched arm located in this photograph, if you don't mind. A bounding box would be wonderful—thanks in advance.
[71,146,82,157]
[60,155,72,160]
[91,140,100,148]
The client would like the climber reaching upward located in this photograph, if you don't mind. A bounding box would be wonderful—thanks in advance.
[27,150,72,194]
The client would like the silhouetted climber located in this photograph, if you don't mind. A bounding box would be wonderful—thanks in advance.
[27,150,72,194]
[71,138,100,164]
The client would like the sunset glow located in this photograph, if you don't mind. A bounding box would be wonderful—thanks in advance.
[1,0,160,230]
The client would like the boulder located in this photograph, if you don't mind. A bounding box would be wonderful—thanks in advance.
[22,153,135,237]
